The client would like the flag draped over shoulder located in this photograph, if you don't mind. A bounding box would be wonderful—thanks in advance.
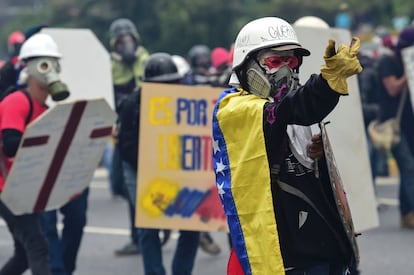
[212,88,285,275]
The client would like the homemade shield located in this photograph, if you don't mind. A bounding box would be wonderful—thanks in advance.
[294,26,379,232]
[41,28,114,110]
[320,122,360,265]
[1,99,116,215]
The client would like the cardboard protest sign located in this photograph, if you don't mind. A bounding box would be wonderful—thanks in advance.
[1,99,116,215]
[41,28,115,110]
[136,83,227,232]
[295,26,379,232]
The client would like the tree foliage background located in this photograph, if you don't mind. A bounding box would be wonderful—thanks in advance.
[0,0,412,57]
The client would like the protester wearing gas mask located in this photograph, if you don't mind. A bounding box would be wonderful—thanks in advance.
[109,18,150,257]
[18,45,69,102]
[213,17,362,274]
[0,32,68,275]
[19,31,90,275]
[109,18,149,113]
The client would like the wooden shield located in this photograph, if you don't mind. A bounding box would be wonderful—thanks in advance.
[320,122,360,263]
[1,99,116,215]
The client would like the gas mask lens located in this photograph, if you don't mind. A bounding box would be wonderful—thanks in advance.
[258,49,298,74]
[26,57,70,101]
[261,56,298,73]
[38,60,51,73]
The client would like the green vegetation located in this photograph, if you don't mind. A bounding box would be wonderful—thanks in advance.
[0,0,412,57]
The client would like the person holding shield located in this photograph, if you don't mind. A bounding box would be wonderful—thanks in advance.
[213,17,362,274]
[0,33,70,275]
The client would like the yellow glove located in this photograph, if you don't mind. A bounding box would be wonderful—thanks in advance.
[320,37,363,95]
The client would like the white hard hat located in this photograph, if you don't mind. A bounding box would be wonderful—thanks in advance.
[18,33,62,61]
[232,17,310,70]
[293,16,330,29]
[172,55,190,77]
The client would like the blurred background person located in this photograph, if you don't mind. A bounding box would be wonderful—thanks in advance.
[0,31,25,97]
[172,54,192,84]
[118,52,200,275]
[186,44,214,86]
[376,26,414,229]
[209,47,232,88]
[185,43,222,255]
[109,17,149,256]
[357,49,384,187]
[335,2,353,29]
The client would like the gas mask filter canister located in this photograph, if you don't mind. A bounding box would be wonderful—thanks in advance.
[246,59,297,99]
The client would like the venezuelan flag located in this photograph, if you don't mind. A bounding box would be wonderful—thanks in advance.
[212,88,285,275]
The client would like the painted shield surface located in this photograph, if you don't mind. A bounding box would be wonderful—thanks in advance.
[320,122,360,263]
[1,99,116,215]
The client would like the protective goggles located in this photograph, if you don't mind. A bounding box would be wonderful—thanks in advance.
[260,55,299,74]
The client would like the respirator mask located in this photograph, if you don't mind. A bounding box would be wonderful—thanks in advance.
[115,35,137,65]
[243,49,300,99]
[22,57,70,101]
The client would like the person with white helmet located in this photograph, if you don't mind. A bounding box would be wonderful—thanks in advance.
[212,17,362,274]
[172,55,191,78]
[293,16,330,29]
[0,32,69,275]
[7,29,90,275]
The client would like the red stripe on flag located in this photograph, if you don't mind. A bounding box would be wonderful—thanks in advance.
[89,127,112,138]
[33,101,87,212]
[22,136,49,147]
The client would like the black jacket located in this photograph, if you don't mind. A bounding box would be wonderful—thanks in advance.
[262,74,352,268]
[117,89,140,169]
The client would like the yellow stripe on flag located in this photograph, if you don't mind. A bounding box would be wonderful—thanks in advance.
[217,92,285,274]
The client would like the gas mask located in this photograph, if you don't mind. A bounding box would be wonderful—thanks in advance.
[243,49,300,99]
[24,57,70,101]
[115,35,137,65]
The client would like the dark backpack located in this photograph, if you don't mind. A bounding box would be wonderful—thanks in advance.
[0,60,20,99]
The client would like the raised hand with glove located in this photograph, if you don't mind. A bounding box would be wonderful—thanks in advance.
[320,37,363,95]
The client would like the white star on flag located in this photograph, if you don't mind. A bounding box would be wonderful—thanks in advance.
[217,182,225,199]
[215,158,226,176]
[213,139,220,154]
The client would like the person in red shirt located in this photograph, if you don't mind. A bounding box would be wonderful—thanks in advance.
[0,33,69,275]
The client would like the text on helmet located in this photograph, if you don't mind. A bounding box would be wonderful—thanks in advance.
[267,24,297,41]
[235,23,297,49]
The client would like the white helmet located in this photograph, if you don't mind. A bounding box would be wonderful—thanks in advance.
[293,16,330,29]
[172,55,191,77]
[18,33,62,61]
[232,17,310,70]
